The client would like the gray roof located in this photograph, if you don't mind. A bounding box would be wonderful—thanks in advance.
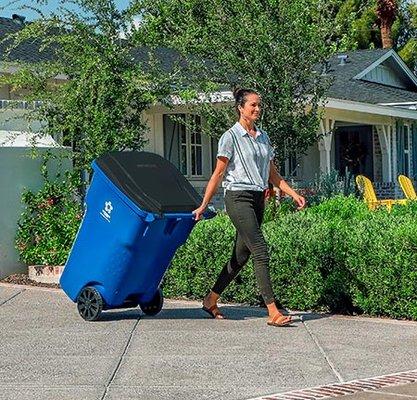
[324,48,417,104]
[0,16,55,63]
[2,16,417,105]
[0,16,180,68]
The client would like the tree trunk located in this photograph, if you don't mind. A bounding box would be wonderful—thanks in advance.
[380,21,393,48]
[376,0,397,49]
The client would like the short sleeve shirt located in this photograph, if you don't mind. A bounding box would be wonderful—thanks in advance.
[217,122,275,192]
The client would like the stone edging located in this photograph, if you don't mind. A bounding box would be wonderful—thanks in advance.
[28,265,64,284]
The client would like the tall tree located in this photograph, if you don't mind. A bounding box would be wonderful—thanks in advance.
[137,0,334,163]
[328,0,415,70]
[331,0,380,51]
[1,0,176,192]
[376,0,399,48]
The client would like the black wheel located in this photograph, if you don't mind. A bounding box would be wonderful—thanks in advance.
[77,286,104,321]
[140,288,164,316]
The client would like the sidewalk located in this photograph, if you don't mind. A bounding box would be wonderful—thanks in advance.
[1,284,417,400]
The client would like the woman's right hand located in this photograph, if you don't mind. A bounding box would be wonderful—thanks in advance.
[192,157,228,221]
[192,204,207,221]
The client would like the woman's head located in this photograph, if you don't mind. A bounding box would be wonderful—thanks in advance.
[233,88,261,122]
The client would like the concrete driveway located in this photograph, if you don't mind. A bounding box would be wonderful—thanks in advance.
[1,284,417,400]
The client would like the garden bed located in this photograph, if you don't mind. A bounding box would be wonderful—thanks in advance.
[0,273,60,289]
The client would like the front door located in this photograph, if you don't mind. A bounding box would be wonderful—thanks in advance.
[334,125,374,180]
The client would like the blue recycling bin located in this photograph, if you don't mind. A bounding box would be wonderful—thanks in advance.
[60,151,214,321]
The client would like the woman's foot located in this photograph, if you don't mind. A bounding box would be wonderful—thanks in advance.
[266,300,292,327]
[202,291,225,319]
[267,313,292,327]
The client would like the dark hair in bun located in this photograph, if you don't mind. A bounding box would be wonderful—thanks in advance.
[233,87,259,117]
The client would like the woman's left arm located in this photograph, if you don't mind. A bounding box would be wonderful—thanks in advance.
[268,161,306,210]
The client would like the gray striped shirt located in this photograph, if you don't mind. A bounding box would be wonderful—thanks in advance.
[217,122,275,192]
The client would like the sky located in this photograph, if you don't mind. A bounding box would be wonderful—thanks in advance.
[2,0,417,22]
[1,0,132,22]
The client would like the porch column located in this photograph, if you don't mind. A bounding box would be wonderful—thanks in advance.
[392,121,398,180]
[376,125,393,182]
[318,118,335,173]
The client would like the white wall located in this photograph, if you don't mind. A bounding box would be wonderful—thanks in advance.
[0,84,9,99]
[0,109,43,132]
[0,147,71,279]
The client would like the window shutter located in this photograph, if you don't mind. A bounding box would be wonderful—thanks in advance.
[210,137,218,172]
[163,115,180,169]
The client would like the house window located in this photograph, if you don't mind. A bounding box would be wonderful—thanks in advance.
[163,114,204,177]
[397,122,412,176]
[412,123,417,179]
[404,125,411,177]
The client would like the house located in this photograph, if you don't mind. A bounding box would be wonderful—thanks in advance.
[1,17,417,270]
[300,49,417,199]
[143,48,417,203]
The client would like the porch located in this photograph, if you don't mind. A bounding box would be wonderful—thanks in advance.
[295,99,417,198]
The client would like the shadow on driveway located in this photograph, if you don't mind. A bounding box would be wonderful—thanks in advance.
[95,303,333,323]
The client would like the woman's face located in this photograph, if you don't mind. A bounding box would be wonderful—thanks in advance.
[239,93,261,122]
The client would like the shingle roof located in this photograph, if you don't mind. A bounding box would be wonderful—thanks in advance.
[0,16,180,68]
[0,16,55,63]
[324,48,417,104]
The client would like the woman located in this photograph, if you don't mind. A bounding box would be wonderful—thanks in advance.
[192,88,306,327]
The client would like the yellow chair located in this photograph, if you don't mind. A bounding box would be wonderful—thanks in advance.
[398,175,417,200]
[355,175,407,211]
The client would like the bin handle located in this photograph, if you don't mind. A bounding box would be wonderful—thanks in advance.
[163,208,216,220]
[163,213,195,219]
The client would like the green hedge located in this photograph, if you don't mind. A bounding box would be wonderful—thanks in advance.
[163,196,417,320]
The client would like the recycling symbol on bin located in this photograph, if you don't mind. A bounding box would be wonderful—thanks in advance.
[100,201,113,222]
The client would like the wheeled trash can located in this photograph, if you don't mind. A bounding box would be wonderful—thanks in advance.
[60,151,215,321]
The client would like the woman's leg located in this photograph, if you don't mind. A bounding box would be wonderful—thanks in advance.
[204,191,291,324]
[208,191,274,303]
[203,209,251,318]
[211,231,251,296]
[225,191,275,305]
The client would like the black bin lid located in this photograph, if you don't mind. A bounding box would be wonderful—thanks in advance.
[95,151,203,214]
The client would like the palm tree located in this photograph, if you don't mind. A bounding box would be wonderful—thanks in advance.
[376,0,398,48]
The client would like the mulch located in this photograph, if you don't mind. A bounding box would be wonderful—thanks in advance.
[0,273,61,289]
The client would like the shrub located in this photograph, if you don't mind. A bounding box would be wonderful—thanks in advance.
[162,213,236,300]
[295,170,356,205]
[264,212,328,310]
[163,196,417,320]
[263,196,296,223]
[345,211,417,319]
[16,177,82,266]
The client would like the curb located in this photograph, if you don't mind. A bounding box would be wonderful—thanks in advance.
[248,369,417,400]
[0,281,62,293]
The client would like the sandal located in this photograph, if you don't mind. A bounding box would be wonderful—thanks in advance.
[267,314,292,327]
[202,305,226,319]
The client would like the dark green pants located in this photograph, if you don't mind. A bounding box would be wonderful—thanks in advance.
[212,190,275,304]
